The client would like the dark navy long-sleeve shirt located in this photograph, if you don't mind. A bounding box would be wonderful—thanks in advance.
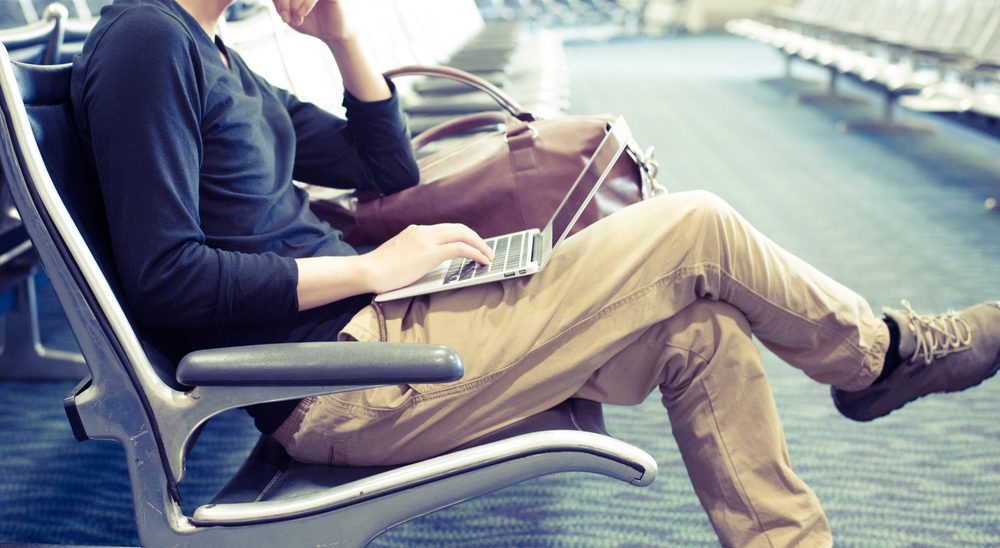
[70,0,419,432]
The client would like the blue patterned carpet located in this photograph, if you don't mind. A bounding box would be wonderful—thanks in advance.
[2,34,999,546]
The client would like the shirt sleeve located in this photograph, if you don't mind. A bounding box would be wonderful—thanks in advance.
[75,9,299,329]
[269,77,421,195]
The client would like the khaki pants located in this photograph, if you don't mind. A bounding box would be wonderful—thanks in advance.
[274,190,889,547]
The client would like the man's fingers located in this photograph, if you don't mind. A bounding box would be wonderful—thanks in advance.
[289,0,316,24]
[430,223,494,262]
[444,242,492,267]
[394,224,494,266]
[272,0,291,22]
[274,0,315,25]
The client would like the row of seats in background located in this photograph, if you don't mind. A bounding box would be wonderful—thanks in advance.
[474,0,691,39]
[0,0,104,26]
[727,0,1000,135]
[0,0,107,63]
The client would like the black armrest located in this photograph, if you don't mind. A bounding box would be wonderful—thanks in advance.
[176,342,463,387]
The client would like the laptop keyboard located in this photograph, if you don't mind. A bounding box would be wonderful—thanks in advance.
[443,232,530,285]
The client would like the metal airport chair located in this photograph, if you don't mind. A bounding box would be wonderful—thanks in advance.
[825,0,988,132]
[0,2,69,64]
[0,2,96,63]
[967,6,1000,119]
[0,47,656,546]
[900,4,1000,114]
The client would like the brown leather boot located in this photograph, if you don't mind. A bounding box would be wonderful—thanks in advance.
[832,300,1000,422]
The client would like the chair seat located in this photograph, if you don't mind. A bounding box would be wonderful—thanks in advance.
[970,91,1000,118]
[899,81,974,113]
[198,399,655,525]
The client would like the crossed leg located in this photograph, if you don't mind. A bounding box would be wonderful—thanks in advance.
[278,190,884,545]
[576,301,831,546]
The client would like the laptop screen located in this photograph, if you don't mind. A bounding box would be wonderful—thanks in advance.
[543,117,631,258]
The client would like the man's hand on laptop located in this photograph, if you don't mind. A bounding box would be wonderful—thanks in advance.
[360,224,495,294]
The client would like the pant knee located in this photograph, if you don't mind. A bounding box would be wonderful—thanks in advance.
[670,189,733,223]
[657,299,755,397]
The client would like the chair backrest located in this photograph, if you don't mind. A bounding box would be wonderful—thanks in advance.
[859,0,906,39]
[16,59,103,253]
[0,57,103,326]
[952,0,1000,56]
[975,3,1000,64]
[919,0,972,51]
[2,51,187,382]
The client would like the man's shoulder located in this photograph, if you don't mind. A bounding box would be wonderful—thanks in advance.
[71,1,205,126]
[86,1,197,57]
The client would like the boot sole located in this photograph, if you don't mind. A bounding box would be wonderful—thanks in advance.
[833,348,1000,422]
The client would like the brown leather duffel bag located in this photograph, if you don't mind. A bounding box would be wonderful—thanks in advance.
[308,65,664,247]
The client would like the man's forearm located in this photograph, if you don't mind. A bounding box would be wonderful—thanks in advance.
[295,224,495,312]
[324,36,391,102]
[295,255,374,311]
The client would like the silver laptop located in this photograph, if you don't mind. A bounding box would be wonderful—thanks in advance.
[375,116,632,302]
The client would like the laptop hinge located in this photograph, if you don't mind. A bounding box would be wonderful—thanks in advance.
[532,232,542,265]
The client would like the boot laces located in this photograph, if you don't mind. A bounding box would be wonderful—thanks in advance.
[901,300,973,366]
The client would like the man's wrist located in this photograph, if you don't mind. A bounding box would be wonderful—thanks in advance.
[321,31,392,102]
[323,34,360,52]
[352,253,379,294]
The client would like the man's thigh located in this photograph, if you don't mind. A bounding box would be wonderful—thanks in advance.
[285,194,718,464]
[352,193,720,389]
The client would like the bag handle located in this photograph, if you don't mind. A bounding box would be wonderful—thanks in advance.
[410,111,508,151]
[384,65,535,122]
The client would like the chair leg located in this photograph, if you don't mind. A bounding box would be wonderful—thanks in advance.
[836,90,937,134]
[0,269,87,381]
[789,67,867,106]
[759,56,820,93]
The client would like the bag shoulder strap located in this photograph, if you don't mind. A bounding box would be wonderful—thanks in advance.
[384,65,534,122]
